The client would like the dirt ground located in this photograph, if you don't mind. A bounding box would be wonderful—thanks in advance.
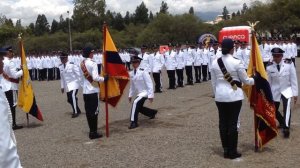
[15,59,300,168]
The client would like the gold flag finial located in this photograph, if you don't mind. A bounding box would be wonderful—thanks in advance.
[247,21,260,31]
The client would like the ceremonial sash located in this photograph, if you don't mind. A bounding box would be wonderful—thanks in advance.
[80,60,99,87]
[2,72,19,84]
[217,57,241,90]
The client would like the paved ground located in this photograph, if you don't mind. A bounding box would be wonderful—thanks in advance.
[15,59,300,168]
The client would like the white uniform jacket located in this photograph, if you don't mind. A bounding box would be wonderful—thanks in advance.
[0,89,22,168]
[128,67,154,99]
[175,50,185,69]
[80,58,104,94]
[59,61,82,92]
[164,51,177,70]
[184,48,194,66]
[1,59,23,92]
[152,52,164,73]
[267,61,298,102]
[193,49,203,66]
[139,53,153,73]
[211,54,255,102]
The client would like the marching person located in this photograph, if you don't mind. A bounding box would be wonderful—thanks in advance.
[165,46,177,89]
[80,47,108,139]
[0,47,22,168]
[59,52,82,118]
[128,55,157,129]
[211,39,255,159]
[1,46,23,130]
[266,47,298,138]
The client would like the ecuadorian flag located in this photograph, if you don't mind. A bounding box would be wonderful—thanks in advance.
[100,25,129,107]
[18,39,43,121]
[245,31,277,149]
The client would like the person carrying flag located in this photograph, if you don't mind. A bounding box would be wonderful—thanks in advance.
[211,39,256,159]
[128,55,157,129]
[59,52,82,118]
[80,47,108,139]
[266,47,298,138]
[1,46,23,130]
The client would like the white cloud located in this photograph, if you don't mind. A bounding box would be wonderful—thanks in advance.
[0,0,266,26]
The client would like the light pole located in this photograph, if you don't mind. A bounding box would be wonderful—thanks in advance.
[67,11,72,52]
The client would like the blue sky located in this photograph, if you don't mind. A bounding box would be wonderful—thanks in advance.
[0,0,266,25]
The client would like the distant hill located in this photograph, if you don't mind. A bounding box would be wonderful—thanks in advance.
[195,11,220,21]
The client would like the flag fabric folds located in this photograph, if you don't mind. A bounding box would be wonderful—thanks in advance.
[100,26,129,107]
[18,40,43,121]
[245,32,277,148]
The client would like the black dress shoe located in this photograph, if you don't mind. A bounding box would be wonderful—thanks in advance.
[128,122,138,129]
[12,125,23,130]
[228,151,242,159]
[72,113,80,118]
[155,90,162,93]
[150,110,158,119]
[89,132,103,139]
[283,129,290,138]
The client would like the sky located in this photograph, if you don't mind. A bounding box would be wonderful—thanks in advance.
[0,0,267,26]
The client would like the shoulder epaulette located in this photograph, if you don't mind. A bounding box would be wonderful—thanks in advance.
[139,68,144,71]
[69,62,74,64]
[284,59,292,64]
[267,62,273,66]
[233,57,239,60]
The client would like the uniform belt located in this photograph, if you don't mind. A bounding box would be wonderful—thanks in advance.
[2,73,19,84]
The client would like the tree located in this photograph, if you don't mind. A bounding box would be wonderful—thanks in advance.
[241,3,248,15]
[222,6,229,20]
[149,11,154,20]
[159,1,168,14]
[72,0,106,32]
[236,10,241,16]
[113,13,125,31]
[35,14,50,36]
[134,2,149,24]
[189,7,194,15]
[232,12,236,18]
[124,11,131,25]
[15,19,22,30]
[27,23,35,34]
[51,19,59,33]
[5,19,14,27]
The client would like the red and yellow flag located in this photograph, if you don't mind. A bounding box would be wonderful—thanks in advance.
[245,32,277,149]
[18,39,43,121]
[100,25,129,107]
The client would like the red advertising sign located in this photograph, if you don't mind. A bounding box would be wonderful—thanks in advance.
[219,26,251,43]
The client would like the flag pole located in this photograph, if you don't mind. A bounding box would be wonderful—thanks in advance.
[103,23,109,138]
[18,34,30,127]
[250,27,258,152]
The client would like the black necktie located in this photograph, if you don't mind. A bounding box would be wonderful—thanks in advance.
[134,69,137,75]
[214,50,217,55]
[277,64,280,72]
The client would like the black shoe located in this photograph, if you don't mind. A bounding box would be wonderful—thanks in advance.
[283,129,290,138]
[12,125,23,130]
[128,122,138,129]
[89,132,103,139]
[72,113,80,118]
[155,90,162,93]
[150,110,158,119]
[228,151,242,159]
[223,148,229,159]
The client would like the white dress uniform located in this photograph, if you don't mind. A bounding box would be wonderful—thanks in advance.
[152,52,164,92]
[0,89,22,168]
[175,50,185,87]
[81,58,104,94]
[267,60,298,131]
[202,48,210,81]
[184,48,195,84]
[60,60,82,116]
[165,50,177,89]
[241,47,251,69]
[194,48,203,83]
[139,52,153,73]
[128,65,157,128]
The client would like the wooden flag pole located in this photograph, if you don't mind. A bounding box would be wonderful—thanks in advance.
[103,23,109,138]
[248,22,259,152]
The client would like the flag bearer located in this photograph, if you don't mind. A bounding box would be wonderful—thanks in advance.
[59,52,82,118]
[128,55,157,129]
[267,47,298,138]
[80,47,108,139]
